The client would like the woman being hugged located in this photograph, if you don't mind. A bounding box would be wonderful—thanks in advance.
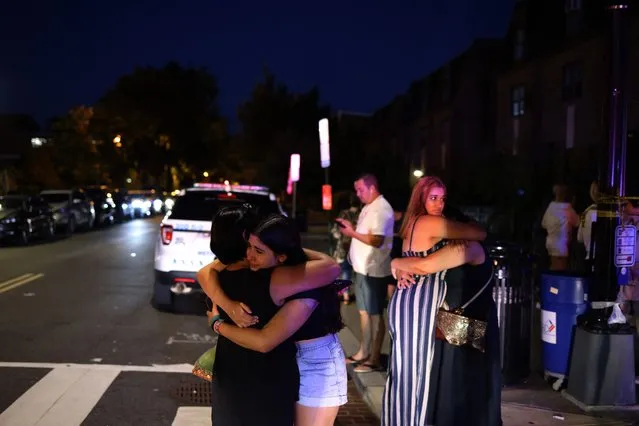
[199,212,346,425]
[382,176,499,426]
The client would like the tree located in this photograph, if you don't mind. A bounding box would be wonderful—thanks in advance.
[237,69,329,206]
[49,106,102,186]
[89,61,227,188]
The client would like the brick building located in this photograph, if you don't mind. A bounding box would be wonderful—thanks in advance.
[495,0,639,204]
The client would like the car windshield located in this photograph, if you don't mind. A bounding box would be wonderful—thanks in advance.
[170,191,281,221]
[41,193,70,204]
[0,197,24,210]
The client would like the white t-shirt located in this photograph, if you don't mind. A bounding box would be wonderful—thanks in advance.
[348,195,395,277]
[577,204,597,259]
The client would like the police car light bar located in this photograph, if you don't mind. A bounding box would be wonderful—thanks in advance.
[192,183,270,194]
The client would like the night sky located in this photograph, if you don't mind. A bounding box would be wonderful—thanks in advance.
[1,0,515,130]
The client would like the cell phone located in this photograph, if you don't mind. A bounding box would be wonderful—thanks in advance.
[335,220,346,228]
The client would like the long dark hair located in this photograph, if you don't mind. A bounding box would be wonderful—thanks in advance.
[252,214,343,335]
[252,214,308,265]
[210,203,260,265]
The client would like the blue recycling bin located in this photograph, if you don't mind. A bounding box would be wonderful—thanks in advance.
[540,272,589,378]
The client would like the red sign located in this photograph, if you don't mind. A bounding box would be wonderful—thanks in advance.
[322,184,332,211]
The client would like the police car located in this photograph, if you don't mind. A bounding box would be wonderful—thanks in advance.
[153,182,286,310]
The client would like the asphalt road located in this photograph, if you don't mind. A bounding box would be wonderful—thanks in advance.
[0,217,378,425]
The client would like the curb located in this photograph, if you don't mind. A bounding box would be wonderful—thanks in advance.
[338,327,385,419]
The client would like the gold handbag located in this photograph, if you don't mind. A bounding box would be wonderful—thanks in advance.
[435,268,493,353]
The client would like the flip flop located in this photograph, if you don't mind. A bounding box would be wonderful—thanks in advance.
[354,362,383,373]
[345,355,368,365]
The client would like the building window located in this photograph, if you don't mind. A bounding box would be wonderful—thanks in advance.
[511,85,525,117]
[514,30,525,61]
[562,62,582,101]
[565,0,583,34]
[565,0,582,12]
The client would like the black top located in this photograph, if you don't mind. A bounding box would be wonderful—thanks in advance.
[287,286,341,341]
[427,245,502,426]
[213,267,299,385]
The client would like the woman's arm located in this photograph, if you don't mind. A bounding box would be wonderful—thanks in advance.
[269,249,340,303]
[391,241,485,275]
[196,261,257,327]
[215,298,318,353]
[416,215,486,241]
[196,260,231,309]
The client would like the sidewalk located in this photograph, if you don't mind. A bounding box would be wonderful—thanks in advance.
[338,303,638,426]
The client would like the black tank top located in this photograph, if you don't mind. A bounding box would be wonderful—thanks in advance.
[213,267,299,388]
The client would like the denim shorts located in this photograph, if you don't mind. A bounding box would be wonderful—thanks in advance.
[354,272,392,315]
[295,333,348,407]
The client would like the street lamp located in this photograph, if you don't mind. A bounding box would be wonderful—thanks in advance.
[413,169,424,178]
[203,171,209,178]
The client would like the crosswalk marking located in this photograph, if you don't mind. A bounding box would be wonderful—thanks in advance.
[0,367,88,426]
[0,273,44,295]
[0,362,212,426]
[172,407,211,426]
[0,361,193,373]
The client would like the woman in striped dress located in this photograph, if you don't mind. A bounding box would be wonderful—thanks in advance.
[382,176,487,426]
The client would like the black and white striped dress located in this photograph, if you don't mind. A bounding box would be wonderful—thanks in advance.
[382,241,447,426]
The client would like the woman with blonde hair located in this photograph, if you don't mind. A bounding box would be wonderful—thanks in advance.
[382,176,500,426]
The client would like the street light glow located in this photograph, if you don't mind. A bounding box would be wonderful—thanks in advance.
[113,135,121,144]
[203,171,209,178]
[413,169,424,178]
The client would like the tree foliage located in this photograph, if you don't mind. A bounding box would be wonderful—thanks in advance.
[47,62,226,189]
[236,69,330,205]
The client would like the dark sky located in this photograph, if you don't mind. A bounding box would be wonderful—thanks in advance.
[1,0,515,129]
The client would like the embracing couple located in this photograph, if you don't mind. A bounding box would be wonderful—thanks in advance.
[196,205,349,426]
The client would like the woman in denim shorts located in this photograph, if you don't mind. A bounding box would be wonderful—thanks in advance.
[203,214,349,425]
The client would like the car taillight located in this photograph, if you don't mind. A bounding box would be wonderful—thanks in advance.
[161,224,173,245]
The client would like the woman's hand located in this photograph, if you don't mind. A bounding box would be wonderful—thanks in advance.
[227,301,259,328]
[396,270,417,289]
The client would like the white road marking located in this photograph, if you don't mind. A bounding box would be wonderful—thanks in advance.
[166,332,216,345]
[34,369,119,426]
[0,367,87,426]
[0,273,44,295]
[171,407,211,426]
[0,363,211,426]
[0,362,194,373]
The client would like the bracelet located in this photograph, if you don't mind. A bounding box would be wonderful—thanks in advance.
[208,314,221,329]
[213,319,225,334]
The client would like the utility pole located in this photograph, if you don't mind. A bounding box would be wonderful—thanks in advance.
[564,0,636,410]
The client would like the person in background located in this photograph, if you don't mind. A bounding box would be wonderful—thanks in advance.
[331,193,360,304]
[577,181,599,269]
[542,184,580,271]
[337,173,394,374]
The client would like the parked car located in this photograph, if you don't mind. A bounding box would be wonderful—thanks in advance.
[84,187,116,227]
[0,195,56,245]
[40,189,95,234]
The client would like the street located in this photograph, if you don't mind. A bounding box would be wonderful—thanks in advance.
[0,217,377,426]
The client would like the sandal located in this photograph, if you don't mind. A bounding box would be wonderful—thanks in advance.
[353,362,383,373]
[345,355,368,365]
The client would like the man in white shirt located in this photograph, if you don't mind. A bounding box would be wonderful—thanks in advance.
[336,173,394,373]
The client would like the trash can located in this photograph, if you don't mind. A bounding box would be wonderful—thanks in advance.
[540,272,589,381]
[488,242,534,386]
